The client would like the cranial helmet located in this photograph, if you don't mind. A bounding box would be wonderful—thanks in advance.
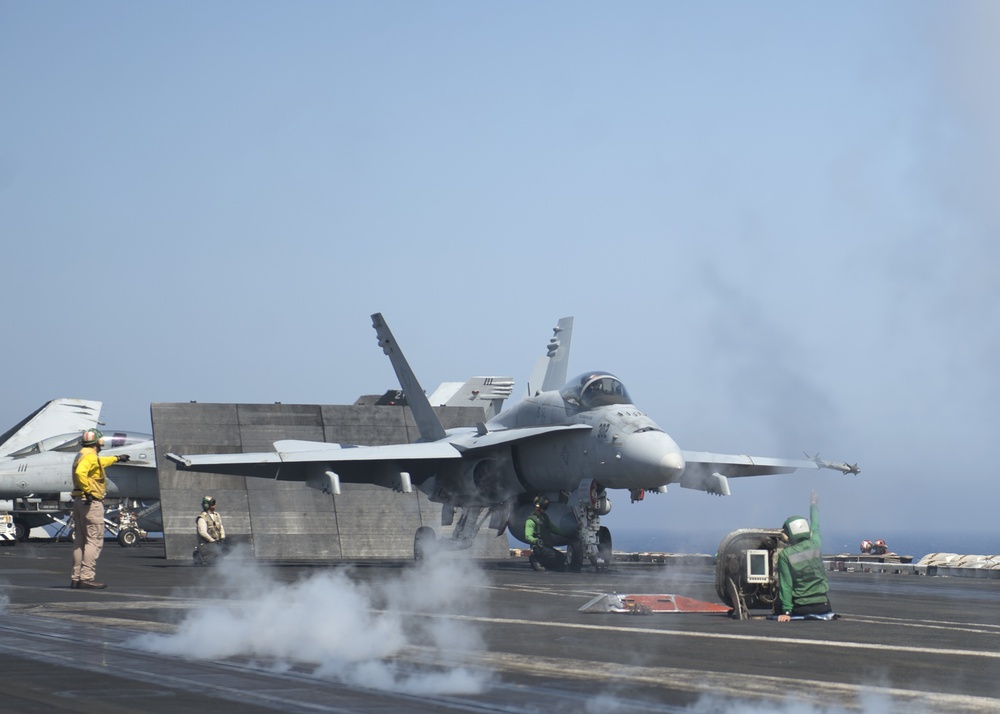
[782,515,811,544]
[202,496,216,510]
[533,495,550,510]
[82,429,104,447]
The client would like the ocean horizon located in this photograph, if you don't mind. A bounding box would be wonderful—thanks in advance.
[602,527,999,559]
[508,528,998,560]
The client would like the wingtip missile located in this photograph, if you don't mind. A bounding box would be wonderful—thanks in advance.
[805,452,861,475]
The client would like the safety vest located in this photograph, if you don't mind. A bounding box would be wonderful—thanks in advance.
[197,511,222,542]
[70,448,110,500]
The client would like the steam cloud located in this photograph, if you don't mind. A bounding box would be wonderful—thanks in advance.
[131,546,491,695]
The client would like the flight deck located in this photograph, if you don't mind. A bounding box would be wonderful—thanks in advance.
[1,542,998,713]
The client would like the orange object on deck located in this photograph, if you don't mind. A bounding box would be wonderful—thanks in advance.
[579,593,731,614]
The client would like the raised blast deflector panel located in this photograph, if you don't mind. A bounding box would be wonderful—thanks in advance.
[152,402,508,560]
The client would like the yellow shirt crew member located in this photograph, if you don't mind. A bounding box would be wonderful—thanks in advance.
[70,429,130,589]
[72,447,120,501]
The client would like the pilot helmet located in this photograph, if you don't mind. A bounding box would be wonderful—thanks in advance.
[782,515,810,543]
[533,495,550,511]
[202,496,216,511]
[81,429,104,447]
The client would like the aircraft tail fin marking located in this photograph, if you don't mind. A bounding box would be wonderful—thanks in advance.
[0,398,102,457]
[427,376,514,421]
[371,313,447,443]
[538,317,573,393]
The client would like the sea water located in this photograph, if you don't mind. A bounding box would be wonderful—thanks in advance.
[605,527,998,559]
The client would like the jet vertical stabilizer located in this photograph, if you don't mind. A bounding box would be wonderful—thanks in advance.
[0,399,102,457]
[528,317,574,395]
[371,313,447,442]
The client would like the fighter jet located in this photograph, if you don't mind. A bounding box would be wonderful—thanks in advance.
[0,399,159,540]
[167,314,859,566]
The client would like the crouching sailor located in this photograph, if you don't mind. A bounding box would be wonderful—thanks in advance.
[195,496,226,565]
[525,495,571,572]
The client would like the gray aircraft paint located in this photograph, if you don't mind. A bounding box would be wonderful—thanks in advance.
[169,314,858,562]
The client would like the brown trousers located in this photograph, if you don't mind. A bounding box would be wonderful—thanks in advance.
[71,498,105,583]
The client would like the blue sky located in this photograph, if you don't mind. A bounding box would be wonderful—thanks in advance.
[3,3,997,550]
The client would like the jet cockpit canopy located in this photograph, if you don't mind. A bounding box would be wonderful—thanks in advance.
[559,372,633,410]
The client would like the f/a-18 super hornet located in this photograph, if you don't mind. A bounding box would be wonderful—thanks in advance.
[0,399,159,540]
[167,314,859,567]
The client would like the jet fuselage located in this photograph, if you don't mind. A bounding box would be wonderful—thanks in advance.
[423,372,684,512]
[0,431,159,499]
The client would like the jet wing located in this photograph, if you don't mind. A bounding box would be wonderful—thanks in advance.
[274,424,592,458]
[683,452,859,477]
[167,425,593,487]
[678,451,859,496]
[167,440,462,481]
[682,452,818,478]
[275,440,462,463]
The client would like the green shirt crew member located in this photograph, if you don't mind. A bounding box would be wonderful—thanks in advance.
[776,492,833,622]
[525,495,570,572]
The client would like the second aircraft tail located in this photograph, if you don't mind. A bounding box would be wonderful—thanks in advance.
[0,398,102,457]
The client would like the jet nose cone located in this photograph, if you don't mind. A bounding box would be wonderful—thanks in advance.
[620,431,686,485]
